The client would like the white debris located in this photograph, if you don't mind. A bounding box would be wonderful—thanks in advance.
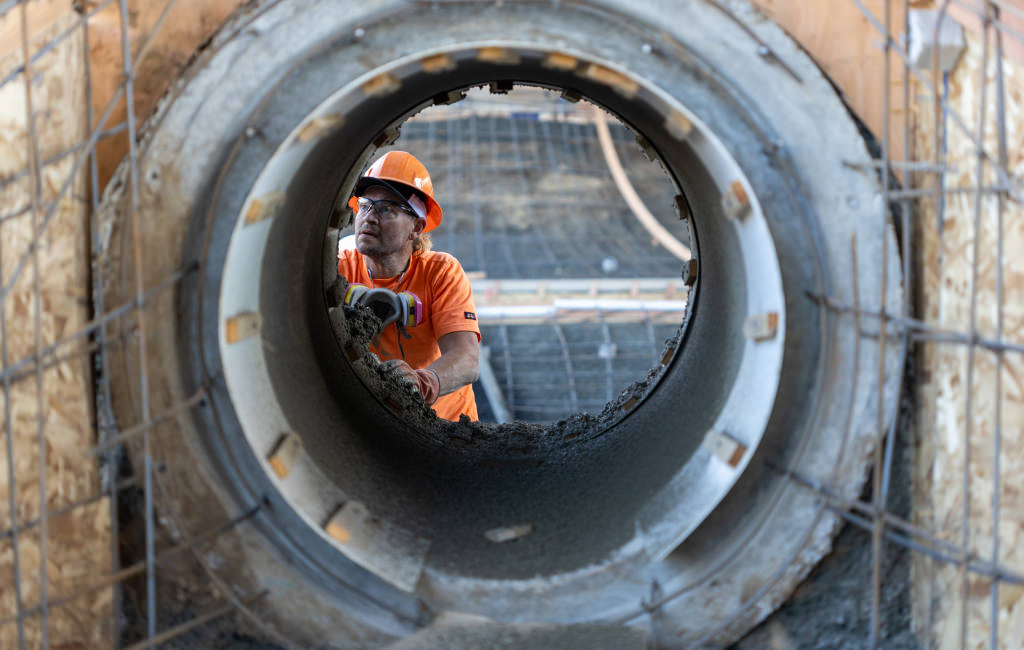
[908,10,965,73]
[485,524,533,543]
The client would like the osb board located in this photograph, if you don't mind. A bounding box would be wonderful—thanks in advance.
[947,0,1024,64]
[912,29,1024,650]
[750,0,910,165]
[0,0,71,62]
[86,0,245,189]
[0,9,113,648]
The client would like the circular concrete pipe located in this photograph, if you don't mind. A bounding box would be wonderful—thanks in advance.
[98,0,903,647]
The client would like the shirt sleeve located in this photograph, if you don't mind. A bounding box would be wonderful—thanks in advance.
[430,256,482,342]
[337,249,360,282]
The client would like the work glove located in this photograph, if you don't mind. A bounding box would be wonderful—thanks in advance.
[383,359,440,406]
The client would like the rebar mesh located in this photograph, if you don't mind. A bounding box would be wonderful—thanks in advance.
[372,89,689,423]
[0,1,1021,648]
[398,108,686,279]
[474,311,683,422]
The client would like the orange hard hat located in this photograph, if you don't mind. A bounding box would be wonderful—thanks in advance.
[347,151,443,233]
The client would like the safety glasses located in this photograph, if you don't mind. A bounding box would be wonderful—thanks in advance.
[356,196,417,221]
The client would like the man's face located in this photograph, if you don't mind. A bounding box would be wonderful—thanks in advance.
[353,186,424,259]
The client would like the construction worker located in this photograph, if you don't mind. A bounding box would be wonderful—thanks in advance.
[338,151,481,422]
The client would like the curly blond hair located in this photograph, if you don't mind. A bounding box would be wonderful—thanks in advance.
[413,233,432,253]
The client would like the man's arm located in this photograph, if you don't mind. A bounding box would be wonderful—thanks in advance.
[428,331,479,396]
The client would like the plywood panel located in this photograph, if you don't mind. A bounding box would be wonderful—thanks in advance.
[750,0,910,164]
[948,0,1024,64]
[0,7,113,648]
[911,27,1024,649]
[0,0,72,61]
[87,0,245,189]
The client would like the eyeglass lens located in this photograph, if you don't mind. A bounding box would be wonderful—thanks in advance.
[357,197,412,220]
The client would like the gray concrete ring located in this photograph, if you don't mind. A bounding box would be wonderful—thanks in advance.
[98,0,903,646]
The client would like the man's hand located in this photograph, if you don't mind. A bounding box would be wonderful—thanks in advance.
[380,332,478,407]
[383,359,440,405]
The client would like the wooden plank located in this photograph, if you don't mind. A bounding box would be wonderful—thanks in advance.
[0,0,69,62]
[87,0,246,189]
[267,432,303,479]
[749,0,909,165]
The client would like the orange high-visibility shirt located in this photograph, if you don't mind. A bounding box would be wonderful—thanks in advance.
[337,249,481,421]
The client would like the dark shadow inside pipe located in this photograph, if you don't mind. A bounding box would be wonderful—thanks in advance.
[253,62,748,579]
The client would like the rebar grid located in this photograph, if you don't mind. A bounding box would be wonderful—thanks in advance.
[400,110,686,279]
[0,0,1019,648]
[476,311,682,422]
[0,1,274,648]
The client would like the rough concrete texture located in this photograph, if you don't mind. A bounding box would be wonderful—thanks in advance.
[329,274,681,460]
[118,371,919,649]
[96,0,903,645]
[735,364,919,650]
[117,482,278,649]
[385,614,647,649]
[0,0,958,646]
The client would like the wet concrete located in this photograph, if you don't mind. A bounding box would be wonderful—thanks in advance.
[733,360,919,650]
[328,277,680,461]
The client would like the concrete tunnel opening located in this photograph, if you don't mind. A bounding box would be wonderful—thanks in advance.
[313,85,703,581]
[224,58,775,584]
[99,2,905,643]
[331,86,695,428]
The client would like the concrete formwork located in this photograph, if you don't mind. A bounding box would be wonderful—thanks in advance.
[0,0,1021,648]
[0,8,111,648]
[912,25,1024,649]
[91,0,901,646]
